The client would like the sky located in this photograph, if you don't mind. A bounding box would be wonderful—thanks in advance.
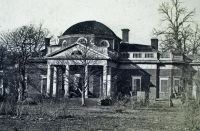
[0,0,200,45]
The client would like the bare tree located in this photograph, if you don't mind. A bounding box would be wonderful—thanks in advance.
[154,0,195,55]
[0,24,49,101]
[189,24,200,55]
[153,0,198,106]
[0,44,7,70]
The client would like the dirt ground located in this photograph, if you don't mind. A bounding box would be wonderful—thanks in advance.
[0,99,187,131]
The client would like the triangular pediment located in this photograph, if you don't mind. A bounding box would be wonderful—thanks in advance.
[47,44,109,60]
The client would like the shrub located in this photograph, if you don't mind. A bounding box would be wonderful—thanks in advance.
[0,95,17,115]
[98,97,112,106]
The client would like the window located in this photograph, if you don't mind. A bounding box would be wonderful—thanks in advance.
[99,40,109,47]
[71,50,82,56]
[145,53,154,58]
[133,53,142,58]
[160,78,169,93]
[174,78,180,94]
[62,40,68,47]
[132,76,141,93]
[77,37,87,44]
[121,52,129,58]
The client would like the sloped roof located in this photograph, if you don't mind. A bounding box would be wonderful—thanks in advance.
[120,43,156,52]
[63,21,120,39]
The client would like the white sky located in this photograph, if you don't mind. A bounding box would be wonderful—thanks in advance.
[0,0,200,45]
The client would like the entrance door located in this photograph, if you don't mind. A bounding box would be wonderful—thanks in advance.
[89,75,100,98]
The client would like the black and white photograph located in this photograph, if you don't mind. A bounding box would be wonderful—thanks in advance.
[0,0,200,130]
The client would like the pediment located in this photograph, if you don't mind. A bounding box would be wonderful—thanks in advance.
[47,44,109,60]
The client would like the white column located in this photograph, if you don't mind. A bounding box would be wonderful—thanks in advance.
[46,65,51,96]
[103,65,107,97]
[64,65,69,98]
[107,66,111,97]
[40,76,44,95]
[84,65,88,98]
[192,80,197,99]
[52,66,57,97]
[0,78,3,95]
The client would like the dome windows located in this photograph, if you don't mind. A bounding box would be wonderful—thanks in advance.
[98,40,110,47]
[77,37,87,44]
[62,40,68,47]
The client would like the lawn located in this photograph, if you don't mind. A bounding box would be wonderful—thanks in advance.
[0,99,187,131]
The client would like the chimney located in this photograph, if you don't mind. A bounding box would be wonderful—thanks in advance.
[121,29,130,43]
[151,38,158,50]
[44,38,50,55]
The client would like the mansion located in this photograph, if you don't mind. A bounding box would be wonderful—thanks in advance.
[1,20,200,101]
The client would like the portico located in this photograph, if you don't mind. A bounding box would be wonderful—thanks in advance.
[45,60,113,99]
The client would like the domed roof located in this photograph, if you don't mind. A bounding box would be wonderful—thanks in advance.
[63,20,118,38]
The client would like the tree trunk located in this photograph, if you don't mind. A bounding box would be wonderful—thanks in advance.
[81,90,85,106]
[81,65,88,106]
[18,82,23,102]
[169,67,174,107]
[18,65,26,102]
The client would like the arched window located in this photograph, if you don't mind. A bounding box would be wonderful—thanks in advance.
[99,40,109,47]
[77,37,87,44]
[71,50,82,56]
[62,40,68,47]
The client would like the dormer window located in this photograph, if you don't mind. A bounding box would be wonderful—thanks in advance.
[71,50,82,56]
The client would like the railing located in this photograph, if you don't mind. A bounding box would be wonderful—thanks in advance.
[120,52,157,60]
[160,52,183,61]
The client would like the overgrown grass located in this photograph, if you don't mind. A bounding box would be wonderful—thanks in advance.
[183,100,200,131]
